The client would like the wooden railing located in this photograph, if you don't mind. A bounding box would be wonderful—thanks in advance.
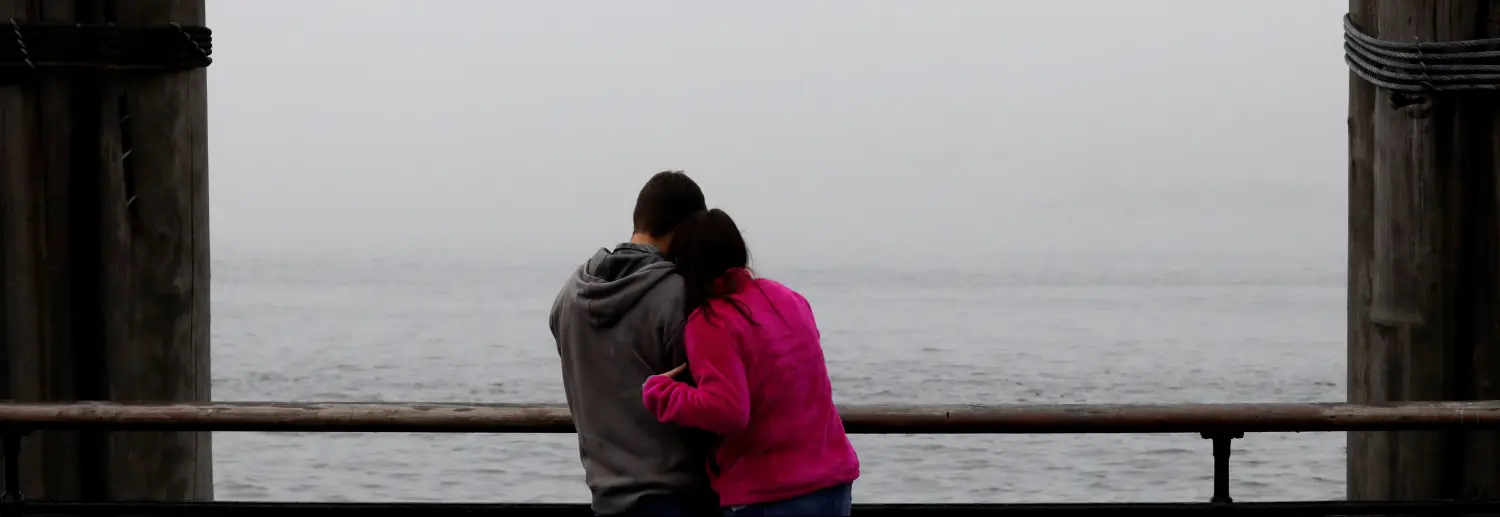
[1,401,1499,515]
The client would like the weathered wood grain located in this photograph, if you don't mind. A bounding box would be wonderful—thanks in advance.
[103,0,212,502]
[1345,0,1380,503]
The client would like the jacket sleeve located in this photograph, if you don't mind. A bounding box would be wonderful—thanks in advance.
[641,315,751,434]
[548,289,564,353]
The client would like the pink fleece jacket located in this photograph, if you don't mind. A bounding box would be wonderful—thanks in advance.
[641,270,860,507]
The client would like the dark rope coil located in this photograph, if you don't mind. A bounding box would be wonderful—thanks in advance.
[1343,13,1500,92]
[0,20,212,78]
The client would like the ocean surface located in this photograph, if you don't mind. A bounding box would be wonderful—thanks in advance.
[211,251,1346,504]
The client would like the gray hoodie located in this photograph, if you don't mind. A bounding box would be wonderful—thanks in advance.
[549,243,716,515]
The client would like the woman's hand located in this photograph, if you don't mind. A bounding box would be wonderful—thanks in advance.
[653,364,686,380]
[642,363,689,424]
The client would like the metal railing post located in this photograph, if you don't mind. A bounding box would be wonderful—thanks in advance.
[1201,431,1243,504]
[0,430,26,516]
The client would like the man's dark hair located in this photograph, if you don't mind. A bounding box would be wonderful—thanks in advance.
[632,170,707,237]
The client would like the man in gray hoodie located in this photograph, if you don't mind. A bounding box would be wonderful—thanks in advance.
[549,171,717,516]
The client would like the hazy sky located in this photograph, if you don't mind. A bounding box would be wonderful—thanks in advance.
[209,1,1348,268]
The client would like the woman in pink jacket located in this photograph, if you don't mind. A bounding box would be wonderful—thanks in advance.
[642,208,860,516]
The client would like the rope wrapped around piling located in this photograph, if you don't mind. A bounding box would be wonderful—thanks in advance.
[0,20,211,76]
[1343,13,1500,92]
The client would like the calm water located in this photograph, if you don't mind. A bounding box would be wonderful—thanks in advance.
[211,252,1345,504]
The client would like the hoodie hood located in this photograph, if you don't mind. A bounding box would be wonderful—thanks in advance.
[566,243,677,326]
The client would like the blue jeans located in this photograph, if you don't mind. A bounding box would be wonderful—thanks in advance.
[608,492,720,516]
[722,483,853,516]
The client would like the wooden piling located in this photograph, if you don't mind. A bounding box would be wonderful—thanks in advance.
[102,0,213,502]
[1,0,95,502]
[1347,0,1500,502]
[0,0,211,502]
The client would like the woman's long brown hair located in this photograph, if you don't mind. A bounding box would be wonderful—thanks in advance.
[667,209,756,325]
